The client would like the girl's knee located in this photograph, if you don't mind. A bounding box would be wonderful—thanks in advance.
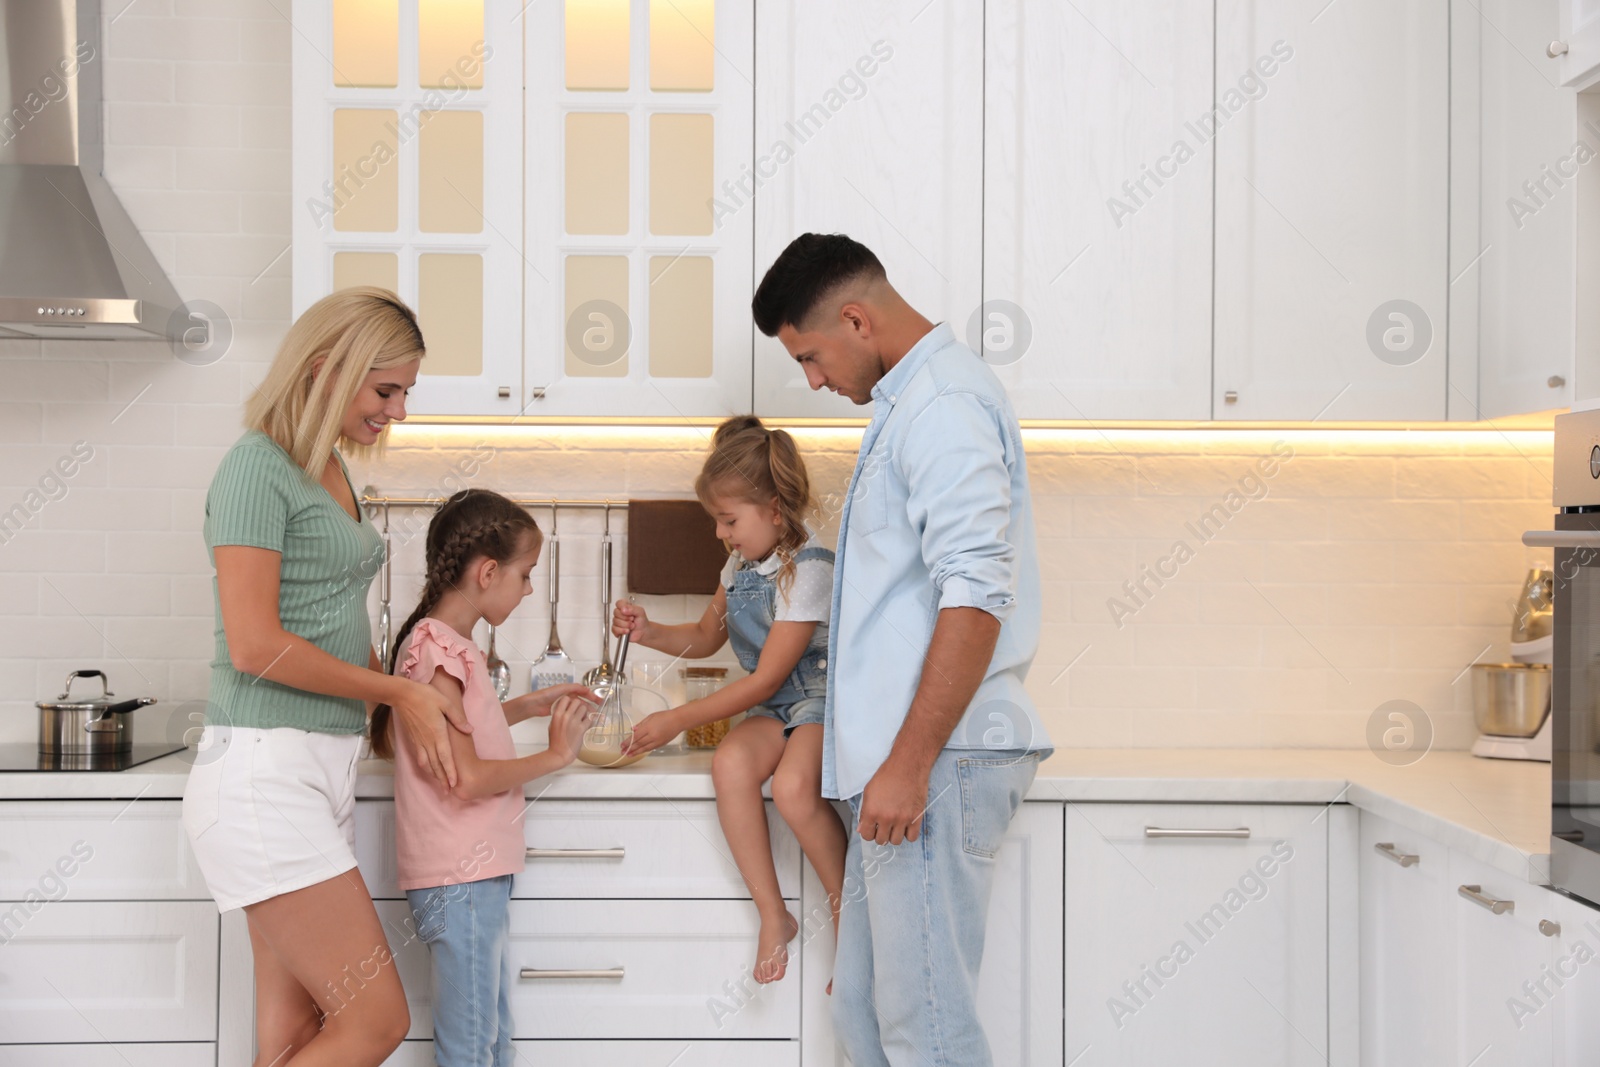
[771,761,822,818]
[712,741,758,786]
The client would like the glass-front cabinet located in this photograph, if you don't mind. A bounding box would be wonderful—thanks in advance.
[292,0,524,415]
[524,0,754,418]
[293,0,752,417]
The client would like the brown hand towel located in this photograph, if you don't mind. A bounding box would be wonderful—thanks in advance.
[626,499,729,595]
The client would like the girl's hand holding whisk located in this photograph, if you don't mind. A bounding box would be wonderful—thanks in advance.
[611,599,652,641]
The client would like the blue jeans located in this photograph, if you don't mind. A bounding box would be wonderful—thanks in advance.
[832,749,1039,1067]
[406,875,514,1067]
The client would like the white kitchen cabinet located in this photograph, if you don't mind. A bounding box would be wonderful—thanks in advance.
[1451,0,1577,419]
[0,900,218,1044]
[752,0,983,418]
[801,801,1064,1067]
[0,1046,215,1067]
[1451,850,1555,1067]
[0,799,207,900]
[1547,888,1600,1066]
[355,799,802,900]
[1554,0,1600,88]
[1359,811,1457,1066]
[522,0,756,417]
[509,898,798,1039]
[290,0,526,416]
[379,895,800,1042]
[1213,0,1450,421]
[384,1038,800,1066]
[983,0,1214,420]
[1063,802,1331,1066]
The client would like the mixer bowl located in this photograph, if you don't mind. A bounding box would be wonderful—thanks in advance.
[1470,663,1551,738]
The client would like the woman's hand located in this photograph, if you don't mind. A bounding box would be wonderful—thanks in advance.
[517,683,602,717]
[611,598,651,640]
[391,677,472,787]
[622,709,681,756]
[547,695,597,764]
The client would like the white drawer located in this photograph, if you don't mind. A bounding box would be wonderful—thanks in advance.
[357,800,802,900]
[0,1045,215,1066]
[379,897,801,1040]
[0,801,208,901]
[519,800,801,899]
[383,1039,799,1066]
[0,901,218,1043]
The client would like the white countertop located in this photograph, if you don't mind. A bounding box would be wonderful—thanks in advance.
[0,746,1551,884]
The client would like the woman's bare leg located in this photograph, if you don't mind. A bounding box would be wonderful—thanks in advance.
[711,715,795,983]
[770,723,847,994]
[244,868,410,1066]
[248,920,324,1066]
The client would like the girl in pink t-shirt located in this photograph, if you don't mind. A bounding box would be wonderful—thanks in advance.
[371,488,596,1067]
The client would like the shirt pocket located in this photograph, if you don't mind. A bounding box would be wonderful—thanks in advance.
[848,450,891,536]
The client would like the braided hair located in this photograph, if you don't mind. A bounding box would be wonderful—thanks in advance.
[694,415,814,598]
[370,488,541,760]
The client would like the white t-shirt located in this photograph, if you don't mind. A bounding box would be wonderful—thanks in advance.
[719,530,833,624]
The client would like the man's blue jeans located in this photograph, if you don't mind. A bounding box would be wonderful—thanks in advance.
[832,749,1040,1066]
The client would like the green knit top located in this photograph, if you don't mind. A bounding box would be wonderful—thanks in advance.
[203,431,383,734]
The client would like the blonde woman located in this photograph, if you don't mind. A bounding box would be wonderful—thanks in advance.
[182,288,466,1066]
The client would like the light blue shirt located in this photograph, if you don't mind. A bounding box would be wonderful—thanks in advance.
[822,323,1053,800]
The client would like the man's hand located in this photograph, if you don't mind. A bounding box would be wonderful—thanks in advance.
[855,754,932,846]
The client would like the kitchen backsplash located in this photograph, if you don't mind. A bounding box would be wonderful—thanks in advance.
[0,6,1558,752]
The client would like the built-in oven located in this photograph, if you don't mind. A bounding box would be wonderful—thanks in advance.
[1528,406,1600,904]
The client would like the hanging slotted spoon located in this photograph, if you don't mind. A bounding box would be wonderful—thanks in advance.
[531,503,575,690]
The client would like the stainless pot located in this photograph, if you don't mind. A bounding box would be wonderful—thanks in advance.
[37,670,156,755]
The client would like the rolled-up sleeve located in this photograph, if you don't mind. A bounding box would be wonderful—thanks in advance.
[898,389,1018,621]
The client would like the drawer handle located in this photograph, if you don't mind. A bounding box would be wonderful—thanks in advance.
[520,967,625,980]
[1144,826,1251,839]
[1540,919,1562,937]
[1375,842,1419,868]
[1459,885,1514,915]
[525,847,626,859]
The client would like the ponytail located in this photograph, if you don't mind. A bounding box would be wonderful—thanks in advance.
[695,416,813,597]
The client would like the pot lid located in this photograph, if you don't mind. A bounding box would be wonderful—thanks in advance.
[36,669,122,711]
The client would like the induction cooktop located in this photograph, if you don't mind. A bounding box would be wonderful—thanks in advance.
[0,743,189,772]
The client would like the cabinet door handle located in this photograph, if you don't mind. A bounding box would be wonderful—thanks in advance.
[1540,919,1562,937]
[526,847,626,859]
[1459,884,1515,914]
[1374,842,1419,867]
[520,967,625,980]
[1144,826,1251,839]
[1523,530,1600,549]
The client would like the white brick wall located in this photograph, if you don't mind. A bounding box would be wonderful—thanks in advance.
[0,8,1558,754]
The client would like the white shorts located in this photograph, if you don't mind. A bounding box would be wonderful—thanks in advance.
[181,725,363,912]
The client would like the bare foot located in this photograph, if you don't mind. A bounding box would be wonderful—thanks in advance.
[753,910,799,984]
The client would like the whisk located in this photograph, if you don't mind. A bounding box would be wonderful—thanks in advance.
[578,632,639,767]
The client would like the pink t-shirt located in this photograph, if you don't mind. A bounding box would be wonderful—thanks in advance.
[392,619,527,892]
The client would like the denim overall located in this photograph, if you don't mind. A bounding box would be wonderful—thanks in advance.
[725,545,832,729]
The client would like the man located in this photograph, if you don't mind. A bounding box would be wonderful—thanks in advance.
[752,233,1053,1066]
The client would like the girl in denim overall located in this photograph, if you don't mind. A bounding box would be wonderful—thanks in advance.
[614,416,848,986]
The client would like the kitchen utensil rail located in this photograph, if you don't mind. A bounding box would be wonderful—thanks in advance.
[362,493,629,512]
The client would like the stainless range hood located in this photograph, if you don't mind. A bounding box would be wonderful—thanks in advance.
[0,0,180,340]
